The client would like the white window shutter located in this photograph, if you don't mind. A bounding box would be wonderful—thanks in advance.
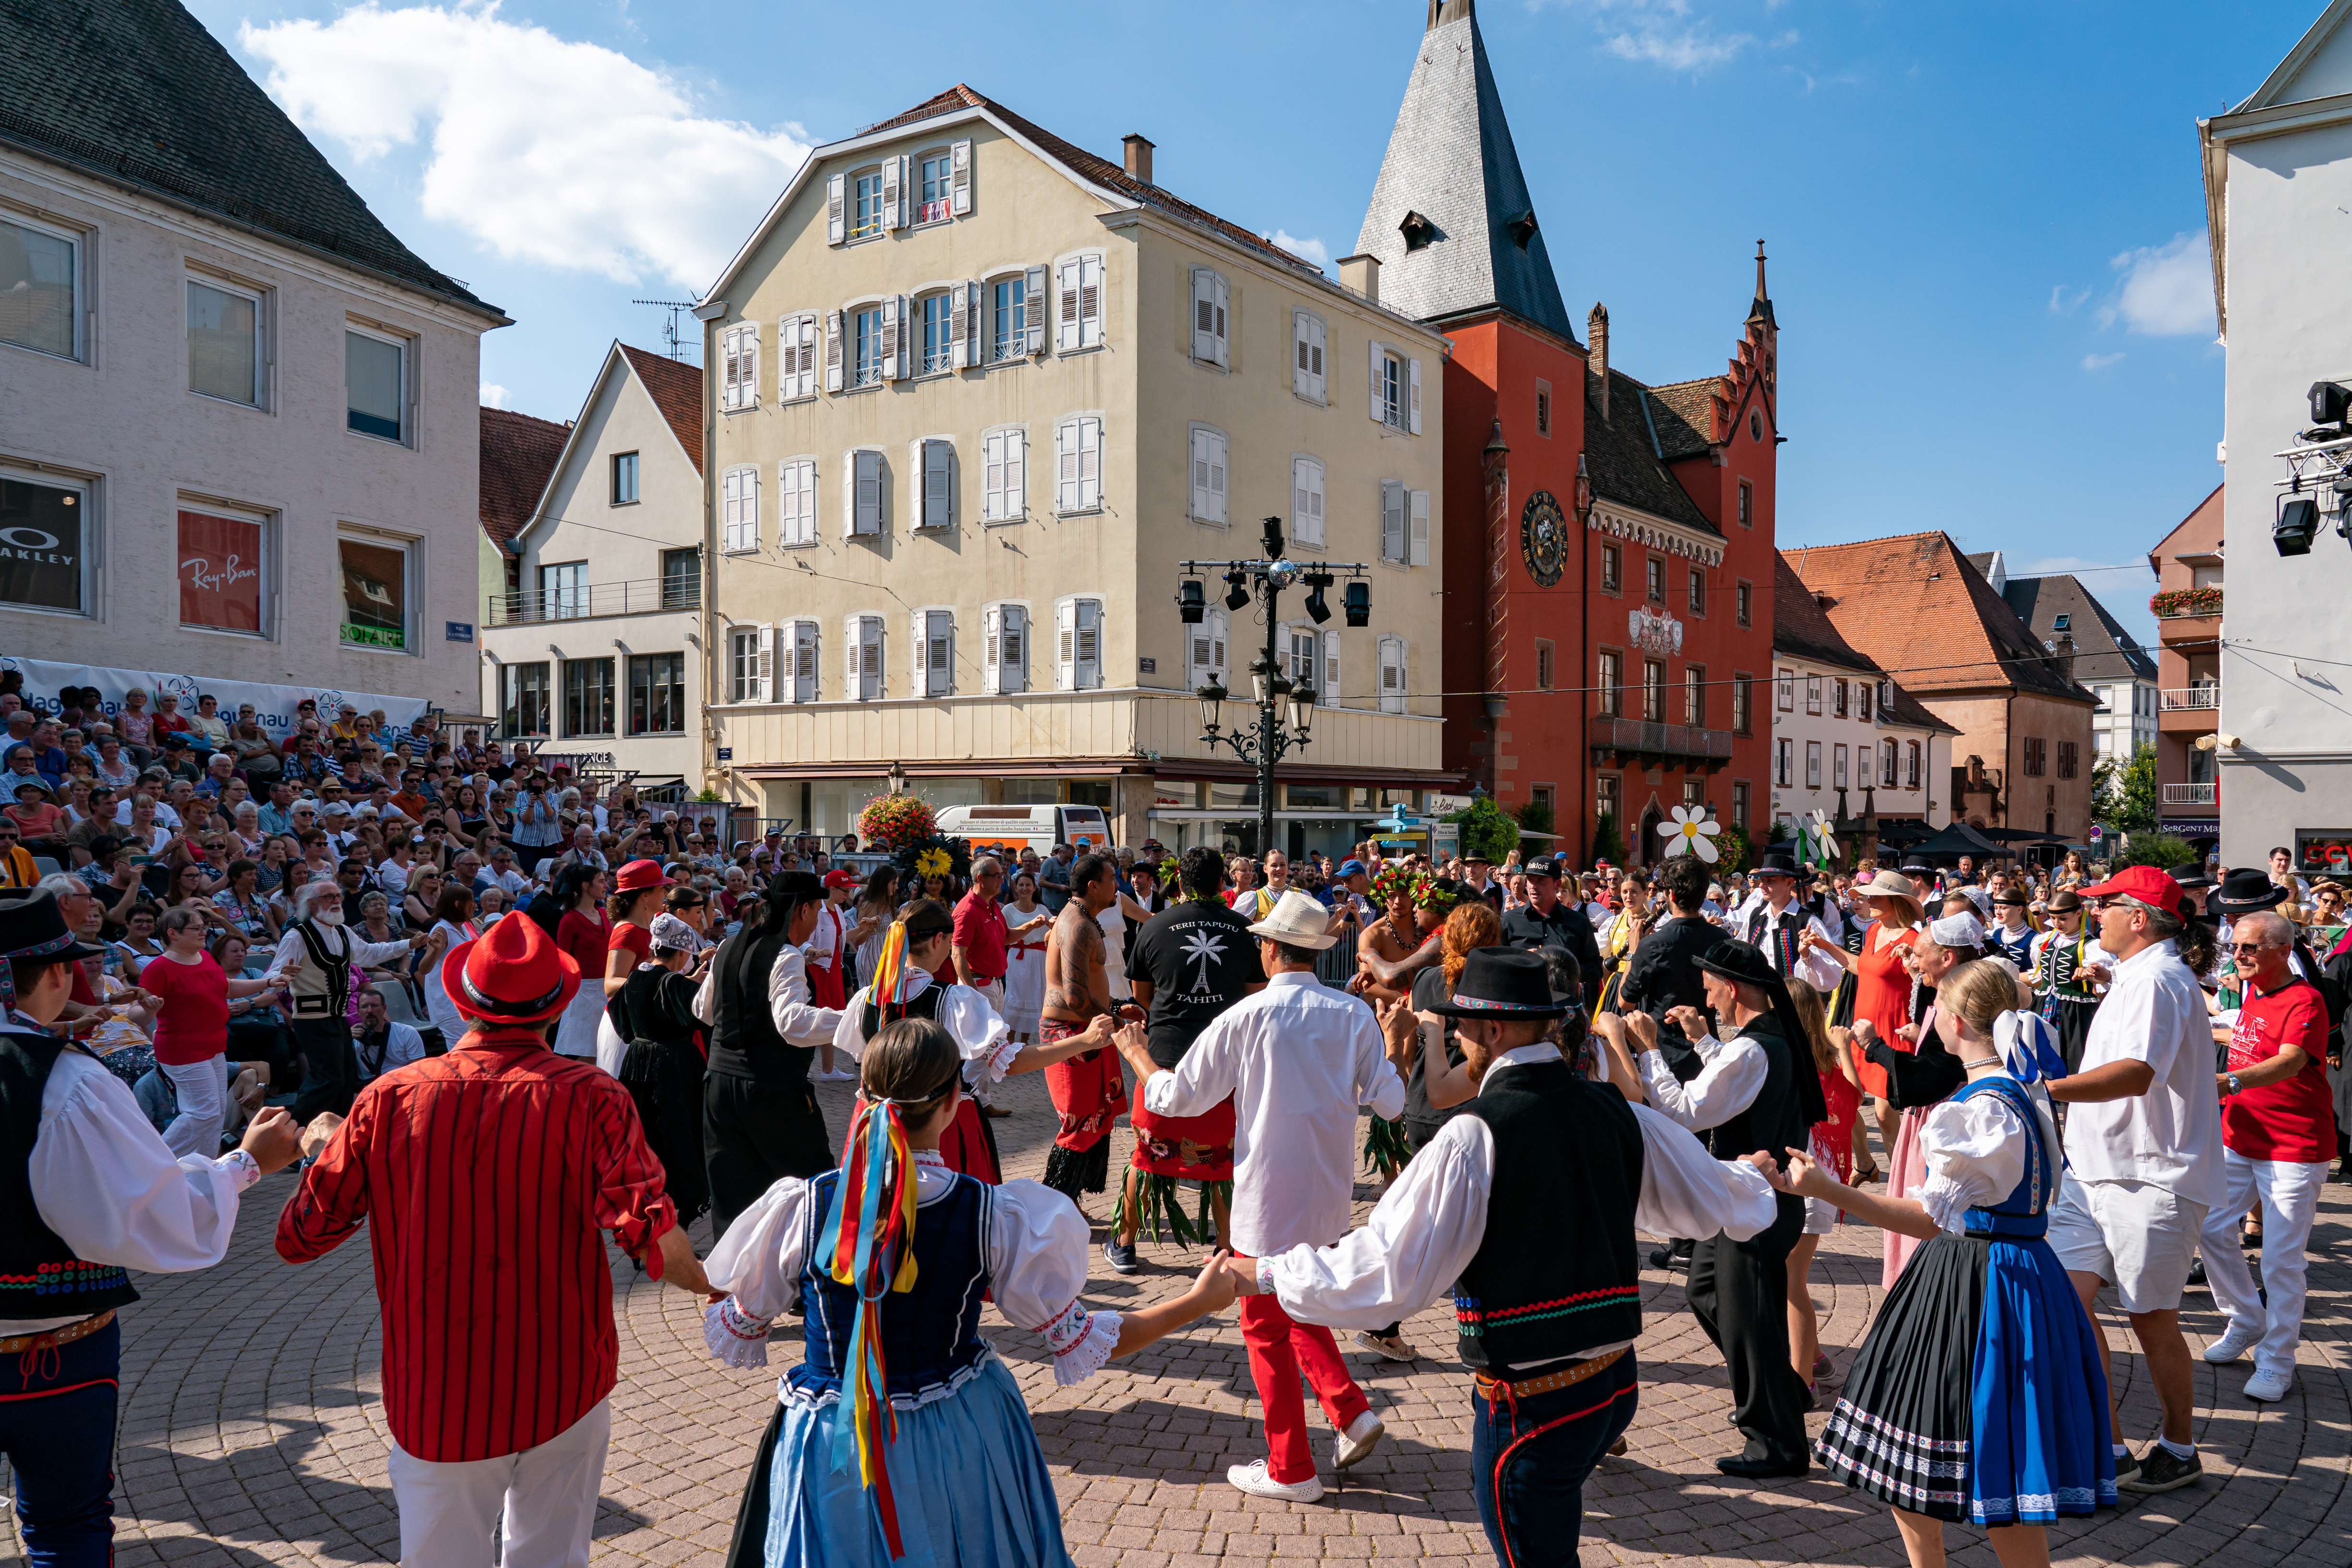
[1211,605,1229,684]
[741,466,760,550]
[1079,254,1103,347]
[1024,265,1048,353]
[1079,419,1101,511]
[1206,431,1225,522]
[1212,274,1230,367]
[1187,612,1210,693]
[794,620,818,703]
[1382,480,1406,562]
[951,281,973,369]
[794,315,816,398]
[827,172,846,244]
[1323,629,1341,704]
[982,431,1003,520]
[853,449,883,534]
[719,328,739,410]
[742,327,759,407]
[1292,312,1309,398]
[1003,604,1027,693]
[879,295,903,380]
[826,310,844,393]
[1370,339,1385,421]
[929,611,953,697]
[1409,489,1431,566]
[921,438,953,528]
[776,461,795,545]
[910,609,929,691]
[1308,315,1326,400]
[750,622,772,702]
[861,616,885,699]
[1408,357,1423,435]
[1379,636,1405,714]
[882,154,903,229]
[843,614,861,691]
[1293,457,1325,547]
[801,461,821,545]
[1075,599,1101,690]
[1190,429,1209,518]
[1056,258,1079,352]
[982,605,1001,695]
[721,468,741,550]
[951,138,974,215]
[1059,422,1078,513]
[1006,428,1026,517]
[1055,598,1076,690]
[1191,270,1215,362]
[774,620,796,704]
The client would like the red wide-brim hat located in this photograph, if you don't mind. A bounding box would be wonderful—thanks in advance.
[442,912,580,1026]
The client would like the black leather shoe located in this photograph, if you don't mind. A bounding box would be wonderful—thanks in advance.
[1715,1454,1809,1481]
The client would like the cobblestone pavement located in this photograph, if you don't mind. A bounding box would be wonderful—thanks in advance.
[16,1067,2352,1567]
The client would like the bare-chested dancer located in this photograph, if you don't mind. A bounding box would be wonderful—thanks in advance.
[1040,852,1134,1204]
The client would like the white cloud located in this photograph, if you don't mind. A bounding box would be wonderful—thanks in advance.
[2103,232,2215,337]
[239,3,810,291]
[2049,284,2089,315]
[1270,231,1329,272]
[2080,352,2125,371]
[480,382,510,408]
[1540,0,1757,73]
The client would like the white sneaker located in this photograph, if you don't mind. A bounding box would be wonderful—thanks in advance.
[1226,1459,1322,1501]
[2203,1323,2261,1364]
[2243,1366,2294,1402]
[1333,1410,1385,1470]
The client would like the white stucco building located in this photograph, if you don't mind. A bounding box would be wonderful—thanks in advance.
[2203,1,2352,877]
[1768,553,1956,843]
[480,344,708,789]
[0,0,507,715]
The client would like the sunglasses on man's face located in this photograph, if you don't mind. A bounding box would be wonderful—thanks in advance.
[2230,943,2279,958]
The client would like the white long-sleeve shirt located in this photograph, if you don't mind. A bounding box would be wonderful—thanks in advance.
[701,1151,1121,1391]
[691,941,841,1047]
[261,922,418,983]
[1261,1042,1777,1369]
[22,1030,259,1333]
[832,970,1017,1086]
[1140,970,1405,1255]
[1740,900,1844,995]
[1638,1025,1769,1132]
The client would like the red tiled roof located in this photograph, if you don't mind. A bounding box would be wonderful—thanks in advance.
[1772,552,1878,675]
[478,405,569,548]
[618,344,704,475]
[1783,532,2092,704]
[860,85,1323,277]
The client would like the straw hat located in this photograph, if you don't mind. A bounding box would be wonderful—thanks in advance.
[1855,870,1917,901]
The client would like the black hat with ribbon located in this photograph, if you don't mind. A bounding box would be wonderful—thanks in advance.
[0,887,108,1018]
[1690,938,1830,1129]
[1424,946,1573,1020]
[2211,867,2290,917]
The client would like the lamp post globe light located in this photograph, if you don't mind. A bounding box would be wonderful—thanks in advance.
[1177,517,1368,860]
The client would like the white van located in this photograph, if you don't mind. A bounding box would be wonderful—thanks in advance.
[934,804,1114,860]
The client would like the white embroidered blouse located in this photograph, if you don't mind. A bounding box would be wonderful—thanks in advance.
[702,1150,1121,1393]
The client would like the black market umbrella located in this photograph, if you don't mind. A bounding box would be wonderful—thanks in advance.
[1901,821,2009,864]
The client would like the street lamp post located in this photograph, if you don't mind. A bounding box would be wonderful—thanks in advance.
[1181,517,1371,861]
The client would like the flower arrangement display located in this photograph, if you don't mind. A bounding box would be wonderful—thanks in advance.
[857,794,938,854]
[2149,586,2223,619]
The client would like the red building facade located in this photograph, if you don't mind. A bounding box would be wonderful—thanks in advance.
[1356,0,1777,863]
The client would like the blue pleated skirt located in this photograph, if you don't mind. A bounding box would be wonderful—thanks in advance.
[1820,1230,2117,1524]
[745,1353,1074,1568]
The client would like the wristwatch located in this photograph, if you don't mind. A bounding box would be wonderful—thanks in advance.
[2224,1072,2243,1095]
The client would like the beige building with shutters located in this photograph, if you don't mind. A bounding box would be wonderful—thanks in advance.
[692,85,1454,853]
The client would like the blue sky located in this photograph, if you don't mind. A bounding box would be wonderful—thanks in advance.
[189,0,2325,647]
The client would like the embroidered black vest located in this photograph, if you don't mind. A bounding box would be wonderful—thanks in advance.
[1452,1058,1644,1370]
[708,924,806,1085]
[0,1028,140,1323]
[861,979,945,1042]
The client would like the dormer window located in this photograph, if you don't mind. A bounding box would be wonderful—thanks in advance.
[1400,210,1437,252]
[1506,210,1538,250]
[2052,612,2072,631]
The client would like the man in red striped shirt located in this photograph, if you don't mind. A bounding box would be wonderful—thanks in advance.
[277,914,709,1568]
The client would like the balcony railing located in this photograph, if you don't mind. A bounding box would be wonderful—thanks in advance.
[487,577,699,625]
[1587,715,1735,762]
[2161,782,2218,805]
[2158,686,2220,711]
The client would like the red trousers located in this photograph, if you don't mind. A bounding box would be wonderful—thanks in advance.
[1239,1293,1370,1483]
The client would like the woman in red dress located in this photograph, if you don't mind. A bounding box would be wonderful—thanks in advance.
[549,863,613,1059]
[1803,870,1923,1173]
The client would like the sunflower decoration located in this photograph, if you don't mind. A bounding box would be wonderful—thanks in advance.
[914,846,953,882]
[1369,864,1422,910]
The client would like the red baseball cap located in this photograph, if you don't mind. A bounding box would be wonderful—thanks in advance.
[614,858,672,892]
[824,869,858,889]
[2075,864,2184,910]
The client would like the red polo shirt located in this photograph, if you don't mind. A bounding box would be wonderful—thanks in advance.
[276,1029,676,1461]
[953,887,1009,982]
[2224,979,2338,1165]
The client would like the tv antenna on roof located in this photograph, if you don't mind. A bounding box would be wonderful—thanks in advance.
[631,299,698,361]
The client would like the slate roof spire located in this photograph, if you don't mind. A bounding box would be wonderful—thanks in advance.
[1355,0,1574,339]
[1747,240,1776,329]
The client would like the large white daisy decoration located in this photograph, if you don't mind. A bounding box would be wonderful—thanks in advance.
[1805,809,1841,866]
[1659,804,1722,863]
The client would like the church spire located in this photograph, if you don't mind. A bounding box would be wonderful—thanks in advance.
[1355,1,1572,338]
[1747,239,1776,330]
